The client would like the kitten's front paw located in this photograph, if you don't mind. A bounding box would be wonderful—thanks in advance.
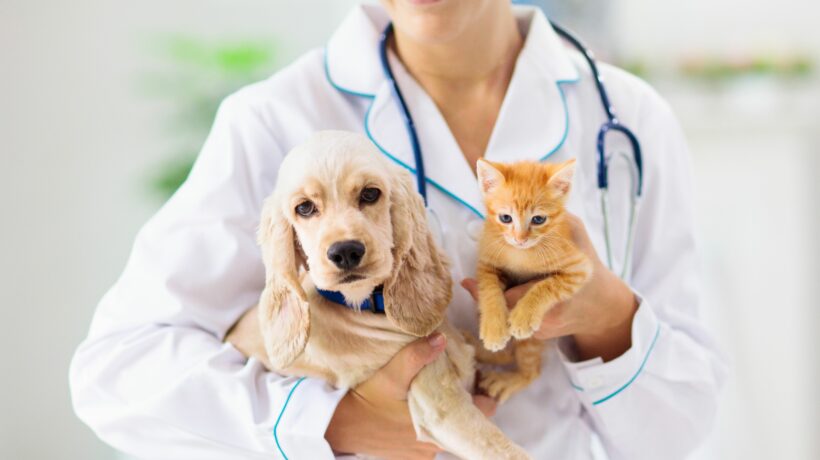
[480,318,511,352]
[508,301,549,339]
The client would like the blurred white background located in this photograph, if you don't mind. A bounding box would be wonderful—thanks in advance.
[1,1,817,459]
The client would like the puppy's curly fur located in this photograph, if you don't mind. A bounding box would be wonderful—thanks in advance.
[257,131,530,459]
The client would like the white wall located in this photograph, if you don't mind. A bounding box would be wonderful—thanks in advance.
[624,1,820,457]
[615,0,820,63]
[667,83,820,460]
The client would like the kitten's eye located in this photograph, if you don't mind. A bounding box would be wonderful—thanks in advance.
[498,214,512,224]
[531,215,547,225]
[295,201,316,217]
[360,187,381,204]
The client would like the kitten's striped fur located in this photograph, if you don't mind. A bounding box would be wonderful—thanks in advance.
[474,158,591,402]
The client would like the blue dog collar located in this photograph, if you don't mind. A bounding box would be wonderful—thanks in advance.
[315,285,386,314]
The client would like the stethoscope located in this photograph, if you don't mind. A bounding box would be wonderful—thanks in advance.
[377,22,644,280]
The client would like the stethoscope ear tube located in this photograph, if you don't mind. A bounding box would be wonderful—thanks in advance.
[597,122,644,197]
[600,149,642,280]
[379,23,428,205]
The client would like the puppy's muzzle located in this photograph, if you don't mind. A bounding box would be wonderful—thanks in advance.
[327,240,366,270]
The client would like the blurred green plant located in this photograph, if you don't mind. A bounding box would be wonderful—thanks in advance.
[142,37,281,199]
[616,55,814,83]
[619,60,649,79]
[680,55,814,82]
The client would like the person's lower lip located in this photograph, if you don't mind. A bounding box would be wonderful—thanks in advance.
[406,0,442,5]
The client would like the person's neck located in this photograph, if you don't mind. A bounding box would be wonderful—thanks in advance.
[392,7,523,93]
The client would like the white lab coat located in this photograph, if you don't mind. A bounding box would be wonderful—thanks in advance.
[70,4,726,460]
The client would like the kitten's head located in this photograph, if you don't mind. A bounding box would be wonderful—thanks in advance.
[476,158,575,250]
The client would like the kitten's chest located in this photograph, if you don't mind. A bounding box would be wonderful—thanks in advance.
[497,254,550,286]
[488,243,570,286]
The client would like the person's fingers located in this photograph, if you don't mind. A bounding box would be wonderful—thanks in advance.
[565,213,585,241]
[400,445,439,460]
[504,279,538,309]
[532,301,571,340]
[565,212,598,256]
[460,278,479,301]
[416,442,444,458]
[472,394,498,417]
[375,333,447,399]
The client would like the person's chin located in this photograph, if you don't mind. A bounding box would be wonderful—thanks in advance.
[389,0,472,40]
[403,0,445,7]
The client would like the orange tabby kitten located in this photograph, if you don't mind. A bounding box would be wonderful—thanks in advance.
[473,158,592,402]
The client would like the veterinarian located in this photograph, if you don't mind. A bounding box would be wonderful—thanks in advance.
[71,1,726,459]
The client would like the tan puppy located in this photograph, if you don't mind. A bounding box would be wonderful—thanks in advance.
[257,131,529,459]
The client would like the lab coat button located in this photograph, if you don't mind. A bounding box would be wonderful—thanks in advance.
[467,220,484,241]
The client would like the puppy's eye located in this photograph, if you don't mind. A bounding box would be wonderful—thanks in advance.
[295,201,316,217]
[531,215,547,225]
[498,214,512,224]
[360,187,381,204]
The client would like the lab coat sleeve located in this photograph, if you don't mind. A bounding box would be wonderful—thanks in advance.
[69,93,346,459]
[558,86,728,459]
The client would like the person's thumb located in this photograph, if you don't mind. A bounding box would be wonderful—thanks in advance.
[460,278,479,301]
[375,333,446,400]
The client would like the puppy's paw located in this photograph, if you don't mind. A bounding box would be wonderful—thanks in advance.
[480,318,511,352]
[508,302,545,340]
[479,370,533,403]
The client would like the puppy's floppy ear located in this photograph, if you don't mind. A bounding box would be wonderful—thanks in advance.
[383,170,452,337]
[256,193,309,369]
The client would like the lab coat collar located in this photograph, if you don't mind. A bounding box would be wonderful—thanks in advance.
[324,3,388,98]
[325,5,580,218]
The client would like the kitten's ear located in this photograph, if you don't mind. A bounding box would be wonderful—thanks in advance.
[548,159,576,198]
[476,159,505,196]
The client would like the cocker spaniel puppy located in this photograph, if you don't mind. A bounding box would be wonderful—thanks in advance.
[256,131,529,459]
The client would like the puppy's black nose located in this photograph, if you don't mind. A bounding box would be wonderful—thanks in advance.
[327,240,366,270]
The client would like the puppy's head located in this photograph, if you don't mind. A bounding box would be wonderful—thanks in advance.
[259,131,450,338]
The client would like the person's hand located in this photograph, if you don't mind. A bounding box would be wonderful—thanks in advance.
[462,214,638,362]
[226,310,497,458]
[326,333,497,459]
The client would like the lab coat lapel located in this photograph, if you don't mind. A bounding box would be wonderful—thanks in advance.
[324,4,388,97]
[325,5,485,216]
[366,54,486,218]
[484,10,580,163]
